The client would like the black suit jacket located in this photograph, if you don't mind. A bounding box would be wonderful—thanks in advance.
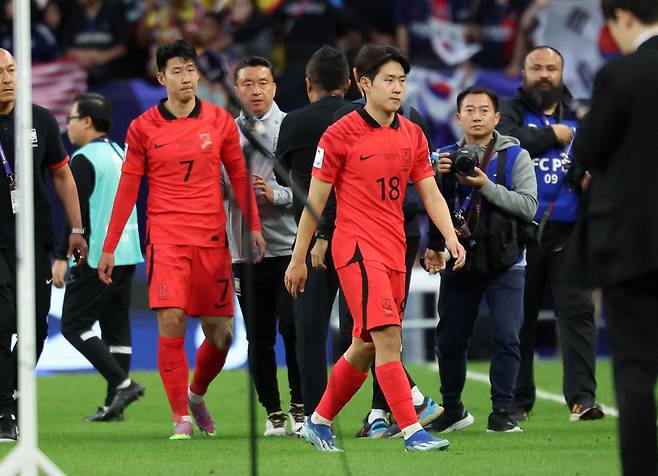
[568,35,658,287]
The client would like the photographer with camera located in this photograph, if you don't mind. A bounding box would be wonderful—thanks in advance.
[424,86,537,433]
[497,46,603,423]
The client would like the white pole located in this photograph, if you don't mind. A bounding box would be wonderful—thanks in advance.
[14,0,38,471]
[0,1,65,474]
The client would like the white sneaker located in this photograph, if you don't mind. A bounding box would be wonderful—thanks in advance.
[264,412,287,437]
[288,403,306,435]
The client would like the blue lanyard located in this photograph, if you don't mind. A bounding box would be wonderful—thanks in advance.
[0,140,13,177]
[453,187,475,218]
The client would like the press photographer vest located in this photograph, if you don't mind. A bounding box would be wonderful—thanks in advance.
[523,110,580,223]
[71,140,143,268]
[440,142,527,278]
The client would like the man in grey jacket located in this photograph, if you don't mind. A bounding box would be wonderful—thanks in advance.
[225,56,303,437]
[423,87,538,433]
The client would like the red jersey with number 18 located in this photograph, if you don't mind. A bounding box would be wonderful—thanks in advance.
[122,99,259,248]
[312,108,434,272]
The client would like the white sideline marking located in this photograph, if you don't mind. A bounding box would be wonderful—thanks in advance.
[464,369,619,418]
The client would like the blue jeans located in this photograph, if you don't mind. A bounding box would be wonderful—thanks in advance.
[435,266,525,412]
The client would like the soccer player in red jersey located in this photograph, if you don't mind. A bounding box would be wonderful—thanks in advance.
[97,40,266,439]
[285,44,466,452]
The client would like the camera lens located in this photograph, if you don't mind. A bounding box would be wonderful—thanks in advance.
[452,153,477,176]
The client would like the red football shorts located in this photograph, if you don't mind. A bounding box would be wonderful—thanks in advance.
[337,260,406,342]
[145,244,234,317]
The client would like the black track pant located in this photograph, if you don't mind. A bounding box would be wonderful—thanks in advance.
[514,223,597,411]
[0,247,51,413]
[234,256,302,414]
[61,263,135,406]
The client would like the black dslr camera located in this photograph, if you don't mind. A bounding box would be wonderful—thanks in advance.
[449,148,479,176]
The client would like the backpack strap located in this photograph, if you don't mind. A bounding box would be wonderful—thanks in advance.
[495,149,508,185]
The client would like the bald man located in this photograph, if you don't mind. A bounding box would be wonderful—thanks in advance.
[0,48,87,441]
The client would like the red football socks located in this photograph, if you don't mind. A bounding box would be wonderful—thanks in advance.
[157,335,189,419]
[190,339,228,397]
[375,360,418,431]
[315,356,368,421]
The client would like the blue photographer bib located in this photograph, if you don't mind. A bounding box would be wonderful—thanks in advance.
[524,111,580,223]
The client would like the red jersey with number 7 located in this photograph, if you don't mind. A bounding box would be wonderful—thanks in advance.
[121,98,260,248]
[312,108,434,272]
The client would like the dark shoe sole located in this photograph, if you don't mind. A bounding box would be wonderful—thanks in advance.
[572,406,605,421]
[430,412,475,434]
[106,386,145,418]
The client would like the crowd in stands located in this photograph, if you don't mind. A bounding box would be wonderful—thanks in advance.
[0,0,559,111]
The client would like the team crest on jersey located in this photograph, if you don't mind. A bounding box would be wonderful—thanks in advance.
[233,277,241,296]
[199,132,213,154]
[158,283,168,299]
[381,298,393,316]
[401,148,411,169]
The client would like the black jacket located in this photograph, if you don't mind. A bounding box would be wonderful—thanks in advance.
[497,87,577,157]
[567,35,658,287]
[274,95,352,223]
[0,104,69,248]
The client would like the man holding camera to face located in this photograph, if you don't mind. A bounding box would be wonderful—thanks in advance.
[424,86,537,433]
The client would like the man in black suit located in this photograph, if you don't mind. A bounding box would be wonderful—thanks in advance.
[569,1,658,474]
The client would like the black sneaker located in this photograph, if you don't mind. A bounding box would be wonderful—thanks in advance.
[428,405,474,433]
[0,413,18,442]
[570,403,605,421]
[487,410,523,433]
[105,380,145,419]
[85,406,125,422]
[509,407,529,422]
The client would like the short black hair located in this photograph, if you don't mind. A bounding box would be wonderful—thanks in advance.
[456,86,499,113]
[354,43,410,82]
[156,39,197,72]
[305,45,350,92]
[601,0,658,23]
[234,56,275,83]
[74,93,112,134]
[523,45,565,68]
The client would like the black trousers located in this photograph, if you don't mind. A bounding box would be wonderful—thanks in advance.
[603,272,658,476]
[338,235,420,412]
[436,267,525,411]
[514,223,597,411]
[293,240,343,416]
[0,246,51,413]
[61,263,135,404]
[234,256,302,414]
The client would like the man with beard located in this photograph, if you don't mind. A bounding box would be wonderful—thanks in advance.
[497,46,604,422]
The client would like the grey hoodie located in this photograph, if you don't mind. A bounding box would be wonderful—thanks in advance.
[457,131,538,221]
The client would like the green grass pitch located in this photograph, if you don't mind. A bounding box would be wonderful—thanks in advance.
[0,360,621,475]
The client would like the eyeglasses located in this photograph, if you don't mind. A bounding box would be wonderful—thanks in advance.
[65,115,83,125]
